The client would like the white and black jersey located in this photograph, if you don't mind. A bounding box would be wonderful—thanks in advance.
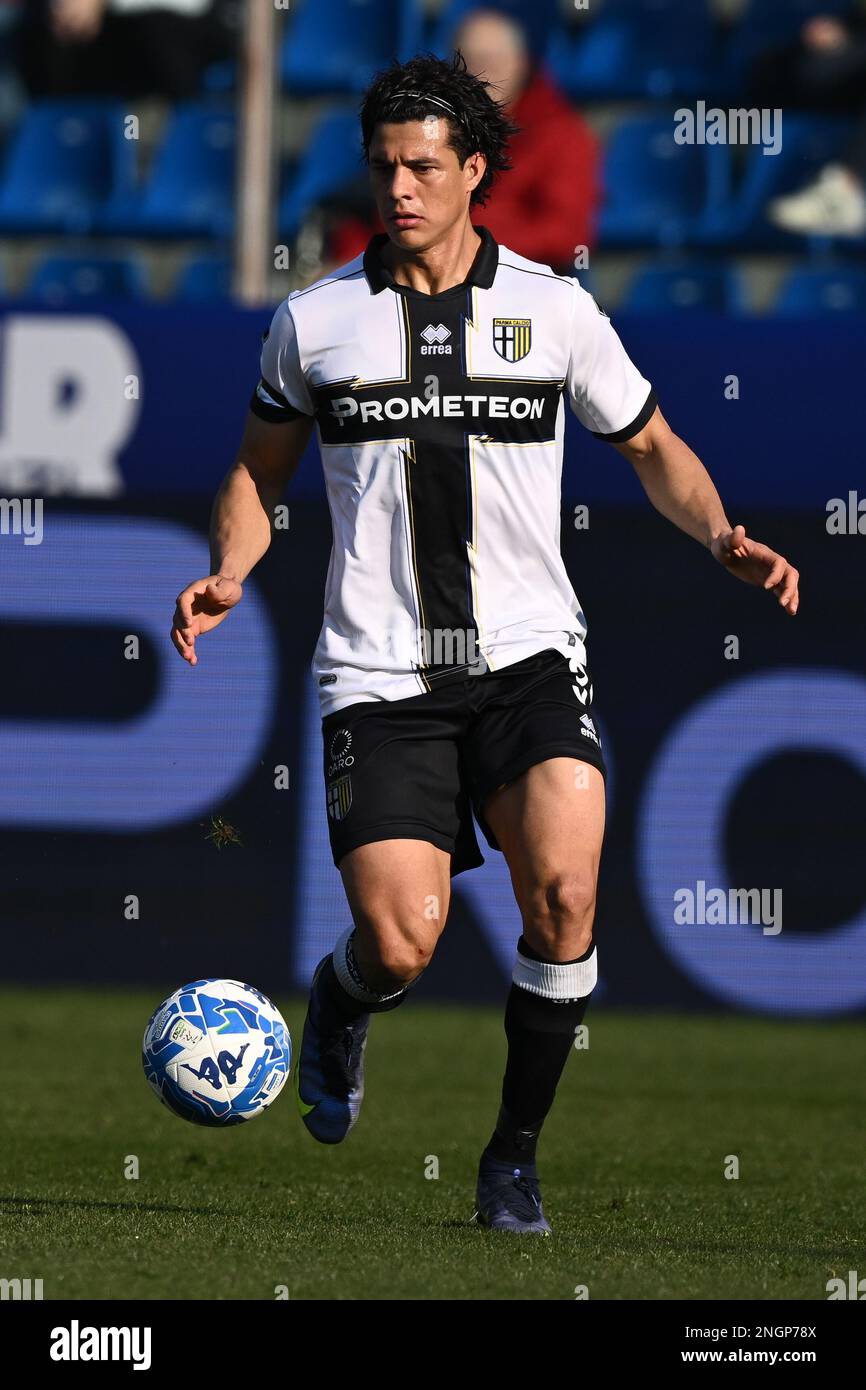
[250,227,655,717]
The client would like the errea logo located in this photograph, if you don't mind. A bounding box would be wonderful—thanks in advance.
[420,323,452,355]
[580,713,600,746]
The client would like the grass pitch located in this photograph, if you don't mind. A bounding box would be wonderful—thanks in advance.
[1,987,863,1301]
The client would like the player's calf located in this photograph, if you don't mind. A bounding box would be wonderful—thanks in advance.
[295,925,425,1145]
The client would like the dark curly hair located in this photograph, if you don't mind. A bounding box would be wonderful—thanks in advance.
[360,52,518,207]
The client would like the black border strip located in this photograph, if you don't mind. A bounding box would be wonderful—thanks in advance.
[590,386,658,443]
[248,378,312,424]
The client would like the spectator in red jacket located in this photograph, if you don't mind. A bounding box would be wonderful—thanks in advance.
[326,7,598,276]
[456,7,599,272]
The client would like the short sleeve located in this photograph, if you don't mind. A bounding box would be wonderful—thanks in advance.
[249,297,315,423]
[566,279,657,441]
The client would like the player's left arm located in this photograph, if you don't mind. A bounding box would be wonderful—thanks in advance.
[613,405,800,616]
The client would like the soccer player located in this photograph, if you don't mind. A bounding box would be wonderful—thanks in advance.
[171,55,799,1235]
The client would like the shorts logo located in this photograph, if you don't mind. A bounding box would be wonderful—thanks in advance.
[330,729,352,759]
[493,318,531,362]
[570,665,593,706]
[580,713,600,746]
[327,775,353,822]
[327,728,355,778]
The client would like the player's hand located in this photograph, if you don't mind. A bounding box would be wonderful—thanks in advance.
[710,525,799,615]
[170,575,243,665]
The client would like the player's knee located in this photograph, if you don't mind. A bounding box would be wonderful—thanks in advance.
[367,930,434,987]
[525,871,596,949]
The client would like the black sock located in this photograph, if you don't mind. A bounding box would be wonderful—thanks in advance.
[319,957,368,1022]
[484,938,595,1167]
[318,953,409,1023]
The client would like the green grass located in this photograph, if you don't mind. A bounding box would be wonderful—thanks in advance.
[1,988,864,1300]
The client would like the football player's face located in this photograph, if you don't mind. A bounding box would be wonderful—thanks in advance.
[368,120,485,249]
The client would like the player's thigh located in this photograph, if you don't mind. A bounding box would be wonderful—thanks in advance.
[339,837,452,979]
[483,757,605,951]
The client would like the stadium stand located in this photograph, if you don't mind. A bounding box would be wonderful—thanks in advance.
[696,115,855,249]
[548,1,720,102]
[620,260,747,314]
[174,251,232,300]
[278,108,362,240]
[0,99,134,234]
[1,0,865,310]
[280,0,423,95]
[596,115,725,249]
[429,0,563,58]
[26,250,149,304]
[774,263,866,314]
[98,102,235,238]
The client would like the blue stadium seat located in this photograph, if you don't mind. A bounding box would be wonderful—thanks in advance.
[598,117,729,249]
[25,253,148,305]
[281,0,423,95]
[0,100,135,235]
[201,60,236,95]
[774,266,866,317]
[175,254,232,301]
[278,109,363,238]
[696,115,852,250]
[548,2,719,102]
[100,104,235,238]
[621,262,746,314]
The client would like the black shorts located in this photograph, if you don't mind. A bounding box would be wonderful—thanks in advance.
[321,647,607,876]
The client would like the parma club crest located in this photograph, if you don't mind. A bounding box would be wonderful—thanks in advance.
[327,775,352,821]
[493,318,531,362]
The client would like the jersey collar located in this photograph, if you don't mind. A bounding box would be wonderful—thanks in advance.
[363,225,499,297]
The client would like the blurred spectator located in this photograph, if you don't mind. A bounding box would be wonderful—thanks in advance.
[21,0,237,101]
[327,6,598,274]
[456,8,598,270]
[750,7,866,236]
[0,0,24,135]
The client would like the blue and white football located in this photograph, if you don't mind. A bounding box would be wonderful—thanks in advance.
[142,978,291,1126]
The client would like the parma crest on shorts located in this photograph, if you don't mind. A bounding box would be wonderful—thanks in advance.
[327,774,352,821]
[493,318,531,362]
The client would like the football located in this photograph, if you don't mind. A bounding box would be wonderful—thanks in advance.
[142,978,291,1126]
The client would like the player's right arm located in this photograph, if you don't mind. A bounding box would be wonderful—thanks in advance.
[172,296,316,665]
[170,410,313,665]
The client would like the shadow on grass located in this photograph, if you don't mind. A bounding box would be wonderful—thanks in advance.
[0,1193,223,1217]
